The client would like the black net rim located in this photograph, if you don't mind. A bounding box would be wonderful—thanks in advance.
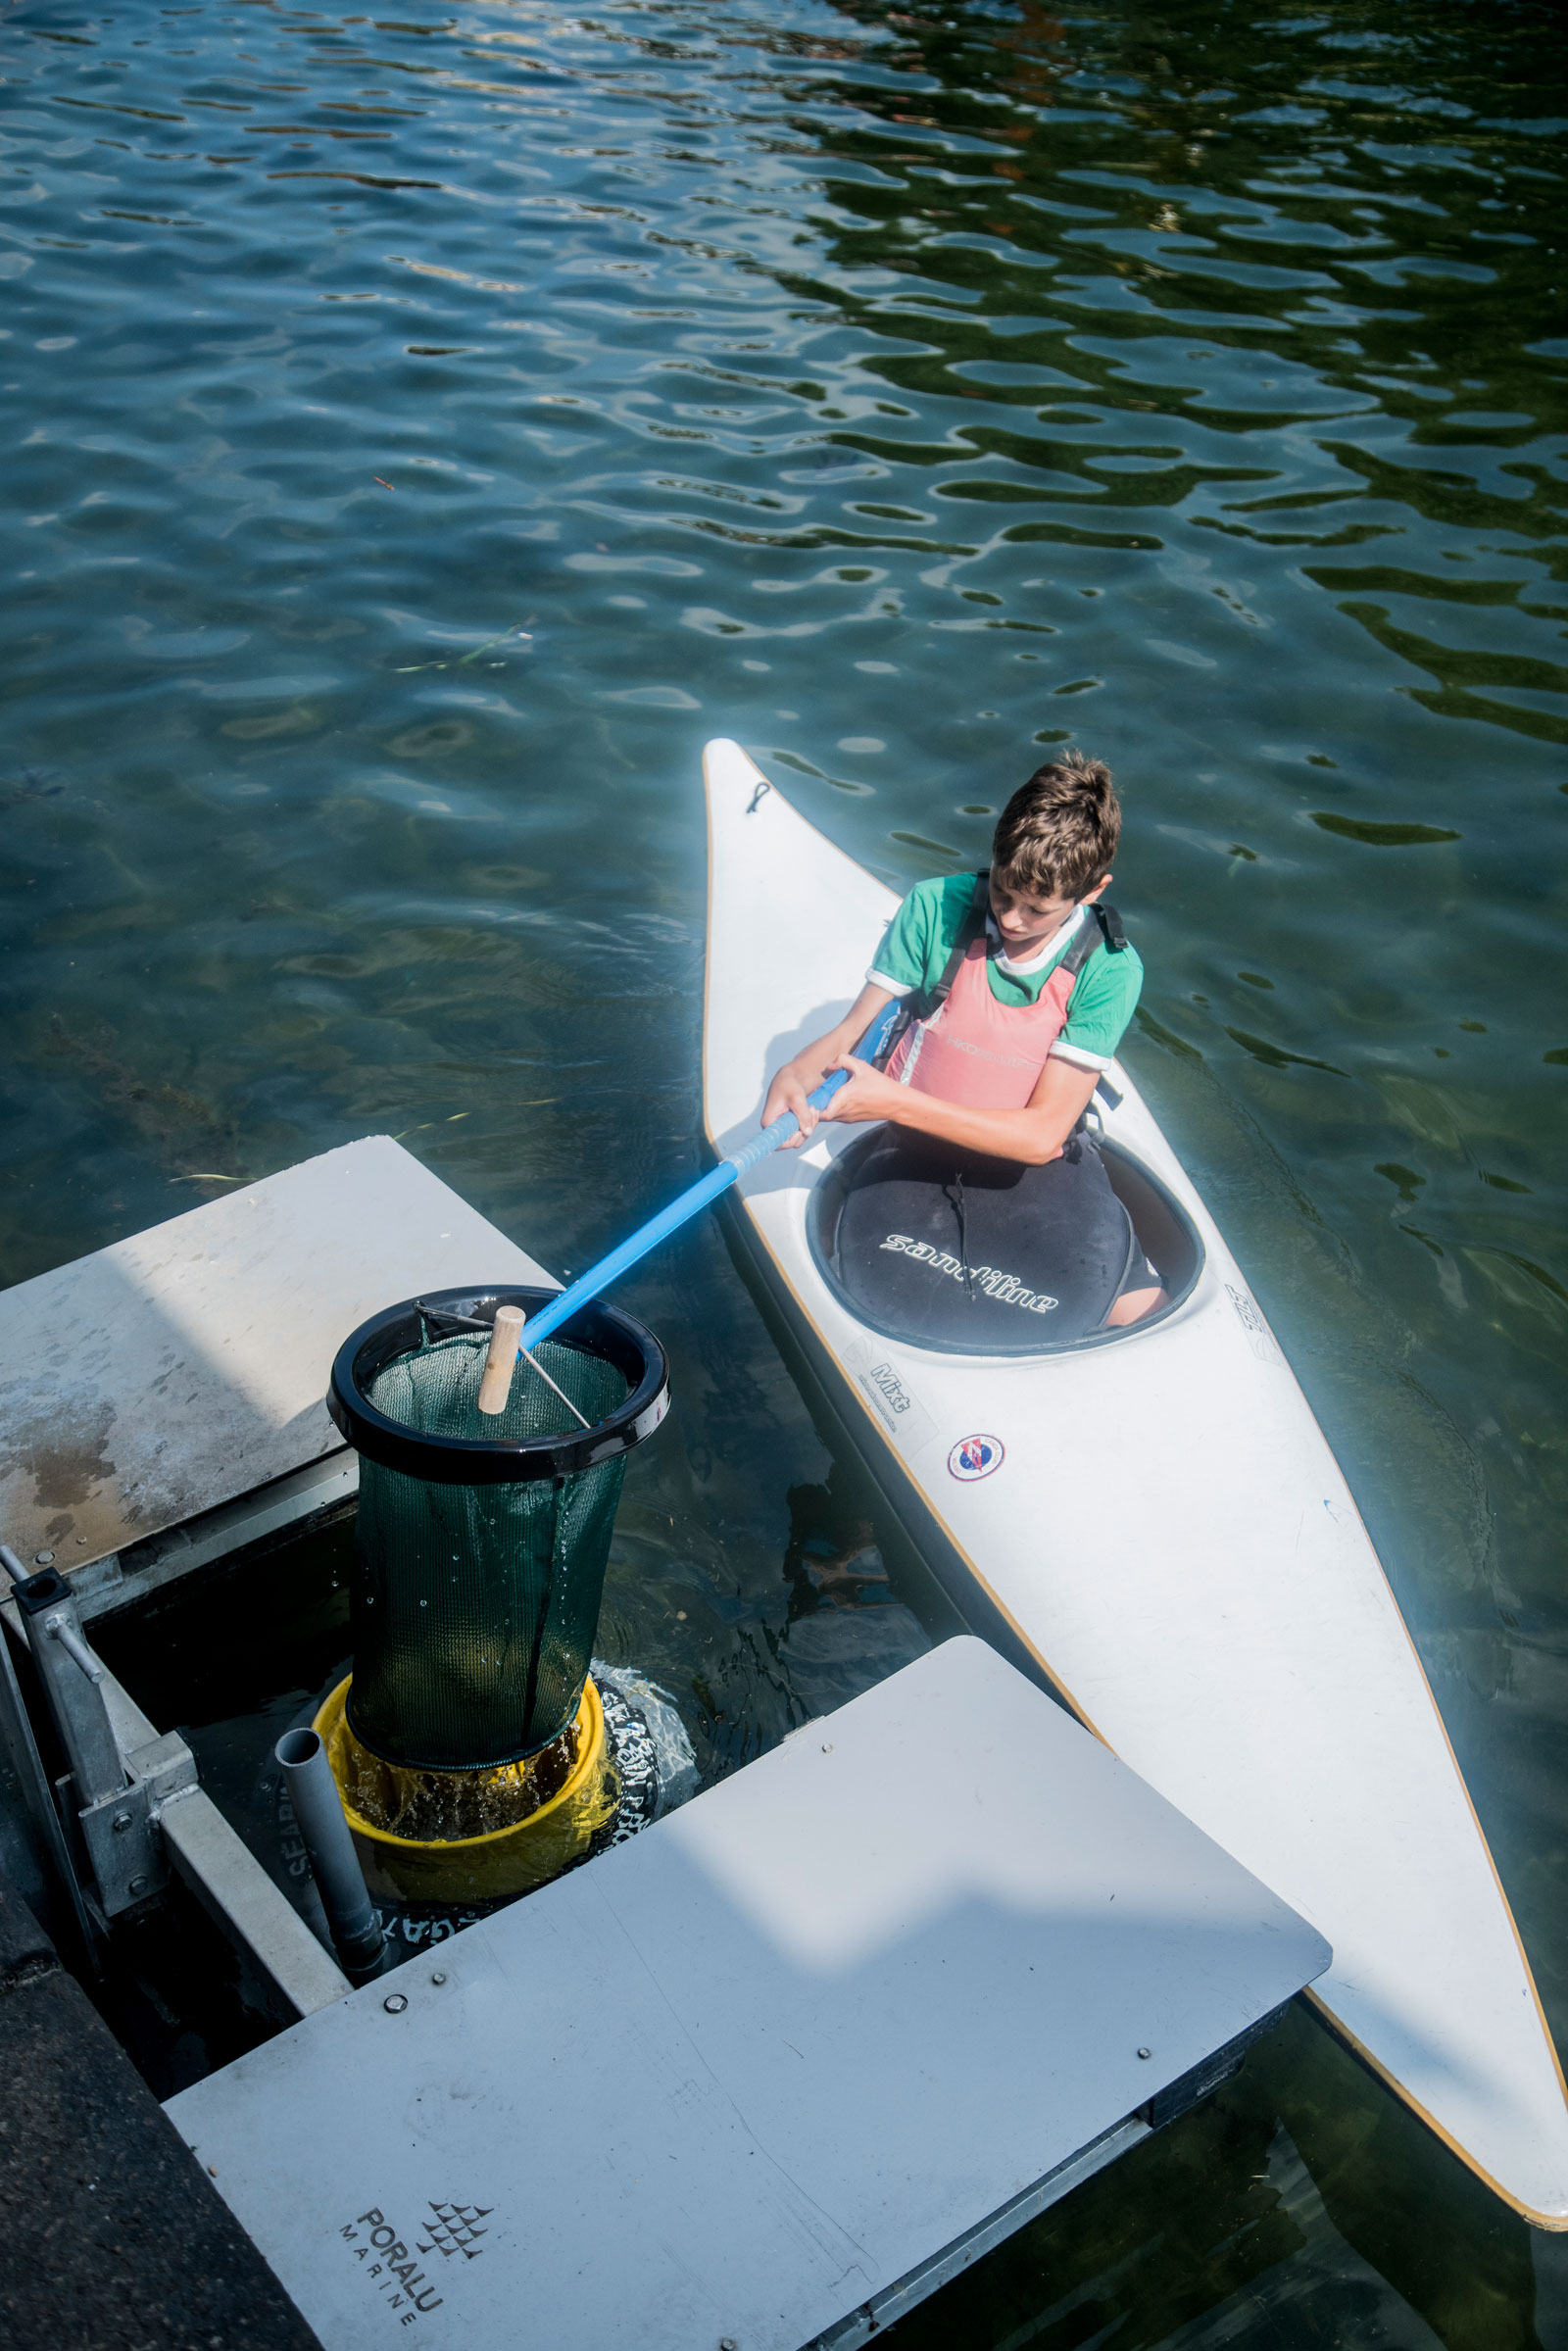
[326,1286,670,1483]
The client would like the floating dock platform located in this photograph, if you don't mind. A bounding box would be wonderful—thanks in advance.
[171,1635,1329,2351]
[1,1143,1330,2346]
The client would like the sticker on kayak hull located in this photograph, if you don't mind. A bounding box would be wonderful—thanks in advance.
[949,1435,1004,1483]
[1226,1282,1283,1366]
[845,1338,938,1453]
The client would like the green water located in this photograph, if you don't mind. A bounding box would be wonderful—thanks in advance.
[2,0,1566,2335]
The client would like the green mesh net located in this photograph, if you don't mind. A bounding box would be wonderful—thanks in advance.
[348,1332,631,1772]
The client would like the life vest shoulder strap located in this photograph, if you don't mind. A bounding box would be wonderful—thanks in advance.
[1059,899,1126,975]
[936,870,991,1001]
[1064,905,1127,1112]
[906,870,989,1019]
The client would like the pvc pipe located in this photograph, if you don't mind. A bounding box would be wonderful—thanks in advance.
[275,1728,386,1980]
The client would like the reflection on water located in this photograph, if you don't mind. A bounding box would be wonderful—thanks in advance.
[2,0,1565,2337]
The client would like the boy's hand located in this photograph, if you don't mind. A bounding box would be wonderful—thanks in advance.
[818,1053,903,1126]
[757,987,898,1150]
[760,1058,826,1147]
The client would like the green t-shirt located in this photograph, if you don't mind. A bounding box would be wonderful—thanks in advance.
[868,873,1143,1072]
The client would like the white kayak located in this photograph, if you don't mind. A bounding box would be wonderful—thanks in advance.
[701,736,1568,2228]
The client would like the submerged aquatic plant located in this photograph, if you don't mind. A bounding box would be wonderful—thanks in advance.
[394,620,534,674]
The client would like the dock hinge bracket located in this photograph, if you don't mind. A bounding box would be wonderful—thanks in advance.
[8,1561,198,1920]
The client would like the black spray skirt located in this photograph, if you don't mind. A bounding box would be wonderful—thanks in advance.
[831,1127,1143,1347]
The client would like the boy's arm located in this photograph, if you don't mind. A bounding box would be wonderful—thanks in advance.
[760,982,898,1149]
[819,1051,1101,1166]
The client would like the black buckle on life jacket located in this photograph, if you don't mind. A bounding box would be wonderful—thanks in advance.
[1059,899,1126,976]
[1093,900,1127,952]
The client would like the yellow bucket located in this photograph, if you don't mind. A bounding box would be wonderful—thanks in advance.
[313,1674,619,1904]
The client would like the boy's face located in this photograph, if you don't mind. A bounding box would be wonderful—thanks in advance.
[989,870,1110,954]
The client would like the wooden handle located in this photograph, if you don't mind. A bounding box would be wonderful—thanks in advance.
[476,1303,525,1415]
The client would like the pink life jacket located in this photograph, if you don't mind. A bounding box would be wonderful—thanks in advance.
[882,874,1122,1111]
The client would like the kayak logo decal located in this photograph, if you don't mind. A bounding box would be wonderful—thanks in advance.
[949,1435,1004,1483]
[862,1356,919,1421]
[341,2205,452,2320]
[846,1339,939,1454]
[879,1234,1057,1316]
[1226,1282,1282,1366]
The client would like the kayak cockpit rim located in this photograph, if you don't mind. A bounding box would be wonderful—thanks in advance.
[806,1127,1205,1358]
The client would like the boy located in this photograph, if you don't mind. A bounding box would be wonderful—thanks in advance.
[760,750,1165,1342]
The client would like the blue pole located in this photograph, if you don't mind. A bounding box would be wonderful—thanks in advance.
[516,1004,900,1354]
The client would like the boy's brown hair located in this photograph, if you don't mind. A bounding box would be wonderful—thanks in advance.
[992,749,1120,902]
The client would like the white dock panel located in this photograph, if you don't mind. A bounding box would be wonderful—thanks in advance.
[168,1639,1330,2351]
[0,1138,553,1571]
